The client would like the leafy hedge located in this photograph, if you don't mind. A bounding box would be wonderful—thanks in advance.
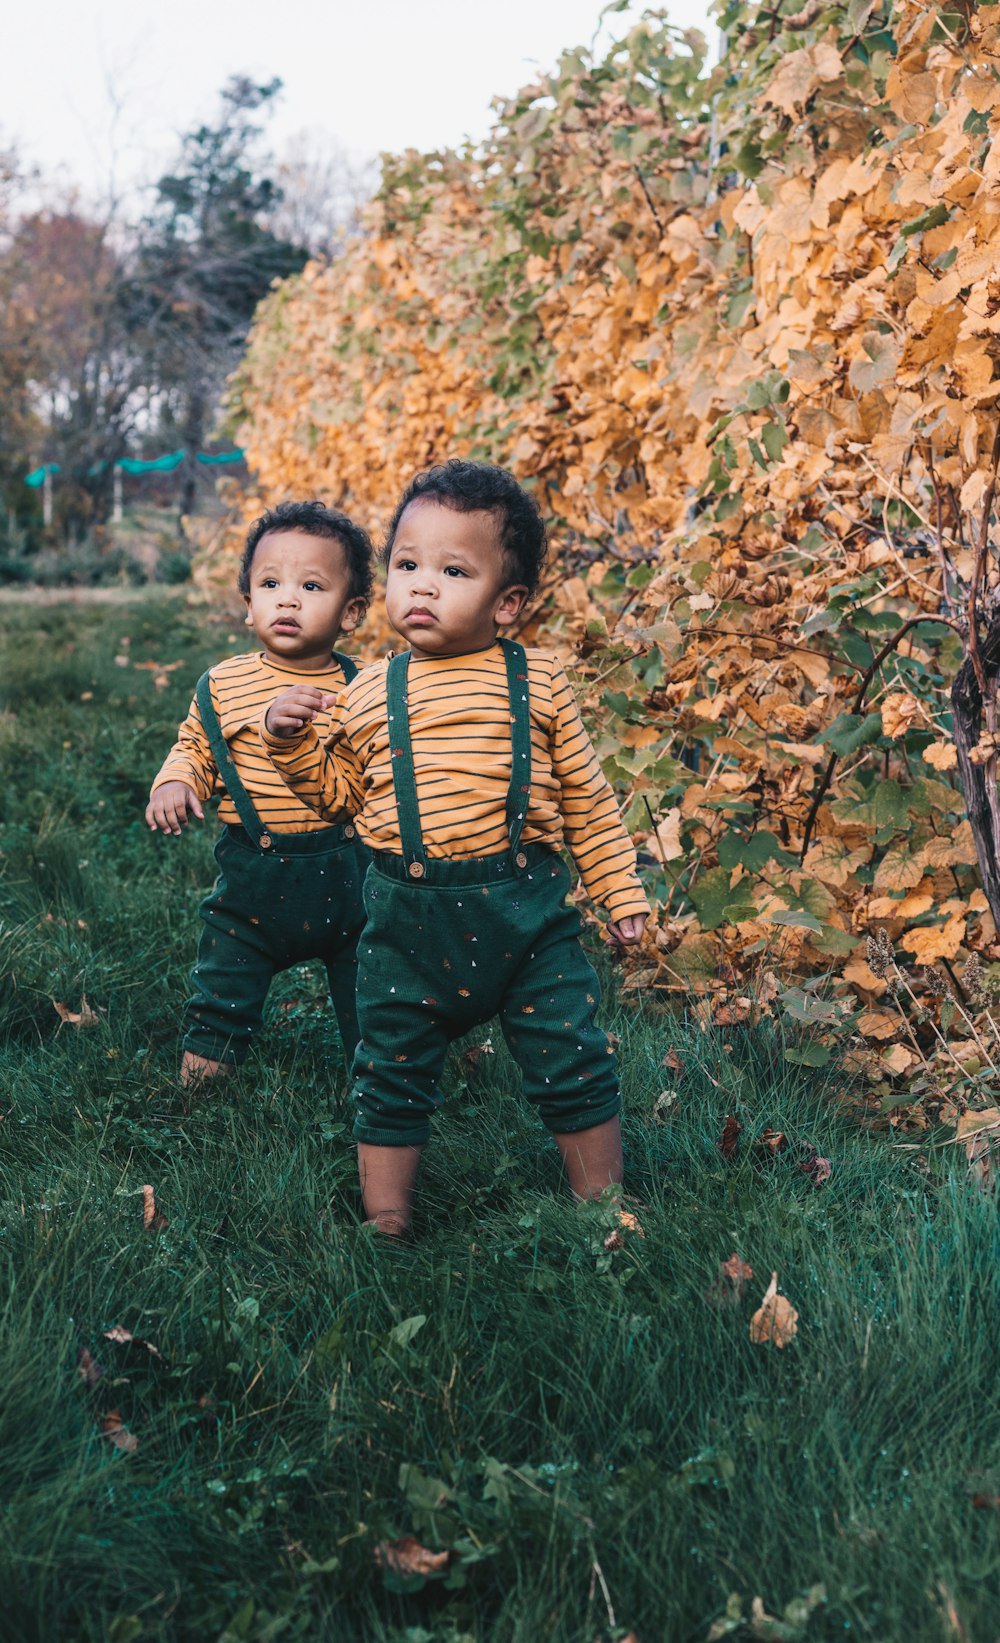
[225,0,1000,1116]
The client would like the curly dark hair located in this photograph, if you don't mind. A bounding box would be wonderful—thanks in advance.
[239,500,374,609]
[382,460,548,594]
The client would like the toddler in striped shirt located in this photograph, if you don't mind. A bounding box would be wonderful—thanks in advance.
[147,501,373,1086]
[263,462,649,1235]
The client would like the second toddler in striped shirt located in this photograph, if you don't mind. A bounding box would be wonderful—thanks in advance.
[262,460,649,1236]
[147,500,373,1086]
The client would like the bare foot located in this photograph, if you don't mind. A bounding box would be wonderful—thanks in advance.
[180,1050,234,1087]
[364,1212,413,1240]
[357,1142,422,1237]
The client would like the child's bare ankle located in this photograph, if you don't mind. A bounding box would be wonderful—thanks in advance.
[180,1050,234,1086]
[364,1210,412,1240]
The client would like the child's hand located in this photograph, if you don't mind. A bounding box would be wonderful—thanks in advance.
[265,685,336,739]
[145,782,204,835]
[605,913,647,947]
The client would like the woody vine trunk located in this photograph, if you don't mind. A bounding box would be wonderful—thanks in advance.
[952,616,1000,932]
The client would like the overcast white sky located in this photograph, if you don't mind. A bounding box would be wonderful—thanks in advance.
[2,0,712,209]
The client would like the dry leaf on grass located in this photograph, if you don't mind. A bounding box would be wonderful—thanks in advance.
[714,998,752,1027]
[616,1208,644,1237]
[881,1043,919,1078]
[104,1325,166,1365]
[719,1114,742,1160]
[461,1041,494,1074]
[759,1127,788,1155]
[798,1147,833,1187]
[651,1089,679,1121]
[99,1409,138,1454]
[134,659,185,691]
[749,1271,799,1349]
[662,1047,684,1073]
[706,1252,754,1305]
[721,1253,753,1289]
[374,1537,449,1577]
[77,1346,104,1388]
[142,1184,168,1232]
[956,1107,1000,1193]
[857,1009,898,1040]
[52,997,100,1029]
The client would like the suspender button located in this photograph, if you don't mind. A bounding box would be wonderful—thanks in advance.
[408,860,425,879]
[515,851,527,869]
[344,825,356,839]
[259,833,272,850]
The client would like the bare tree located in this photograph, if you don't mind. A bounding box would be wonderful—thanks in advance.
[267,131,376,259]
[123,76,311,522]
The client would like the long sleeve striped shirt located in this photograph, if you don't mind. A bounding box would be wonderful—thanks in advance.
[150,650,360,834]
[260,643,649,921]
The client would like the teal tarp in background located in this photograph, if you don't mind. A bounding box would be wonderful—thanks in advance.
[25,450,244,485]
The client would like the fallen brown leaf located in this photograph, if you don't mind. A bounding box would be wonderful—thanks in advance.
[956,1108,1000,1194]
[662,1046,684,1072]
[798,1148,833,1187]
[77,1346,104,1388]
[99,1409,138,1454]
[971,1494,1000,1510]
[142,1184,168,1232]
[759,1127,788,1154]
[719,1114,742,1160]
[53,996,100,1029]
[374,1537,449,1577]
[104,1325,166,1365]
[714,998,752,1027]
[461,1041,494,1074]
[651,1090,679,1122]
[749,1271,799,1349]
[616,1207,645,1237]
[705,1252,754,1306]
[721,1253,753,1290]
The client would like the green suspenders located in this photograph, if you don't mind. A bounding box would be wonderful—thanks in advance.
[195,652,358,851]
[385,639,532,879]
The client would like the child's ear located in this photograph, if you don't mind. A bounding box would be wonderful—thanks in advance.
[494,585,529,629]
[339,598,366,635]
[243,594,253,628]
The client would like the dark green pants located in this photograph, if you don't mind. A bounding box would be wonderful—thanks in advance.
[184,824,366,1070]
[351,843,620,1146]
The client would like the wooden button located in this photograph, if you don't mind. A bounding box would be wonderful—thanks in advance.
[259,834,272,850]
[408,861,425,879]
[515,851,527,869]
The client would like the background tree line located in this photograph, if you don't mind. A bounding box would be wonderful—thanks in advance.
[0,75,372,572]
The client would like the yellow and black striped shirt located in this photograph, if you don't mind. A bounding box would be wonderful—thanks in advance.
[150,650,360,833]
[261,643,649,921]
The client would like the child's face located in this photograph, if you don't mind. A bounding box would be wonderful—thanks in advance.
[244,529,364,670]
[385,501,527,659]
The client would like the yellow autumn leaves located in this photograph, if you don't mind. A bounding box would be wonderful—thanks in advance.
[223,1,999,1096]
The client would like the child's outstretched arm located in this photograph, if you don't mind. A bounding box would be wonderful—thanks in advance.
[548,660,650,945]
[146,689,217,835]
[260,686,364,821]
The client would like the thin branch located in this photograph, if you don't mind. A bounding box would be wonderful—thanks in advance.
[798,614,964,862]
[966,418,1000,695]
[694,625,864,673]
[633,165,663,234]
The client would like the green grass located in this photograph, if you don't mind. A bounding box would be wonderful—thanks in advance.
[1,597,999,1642]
